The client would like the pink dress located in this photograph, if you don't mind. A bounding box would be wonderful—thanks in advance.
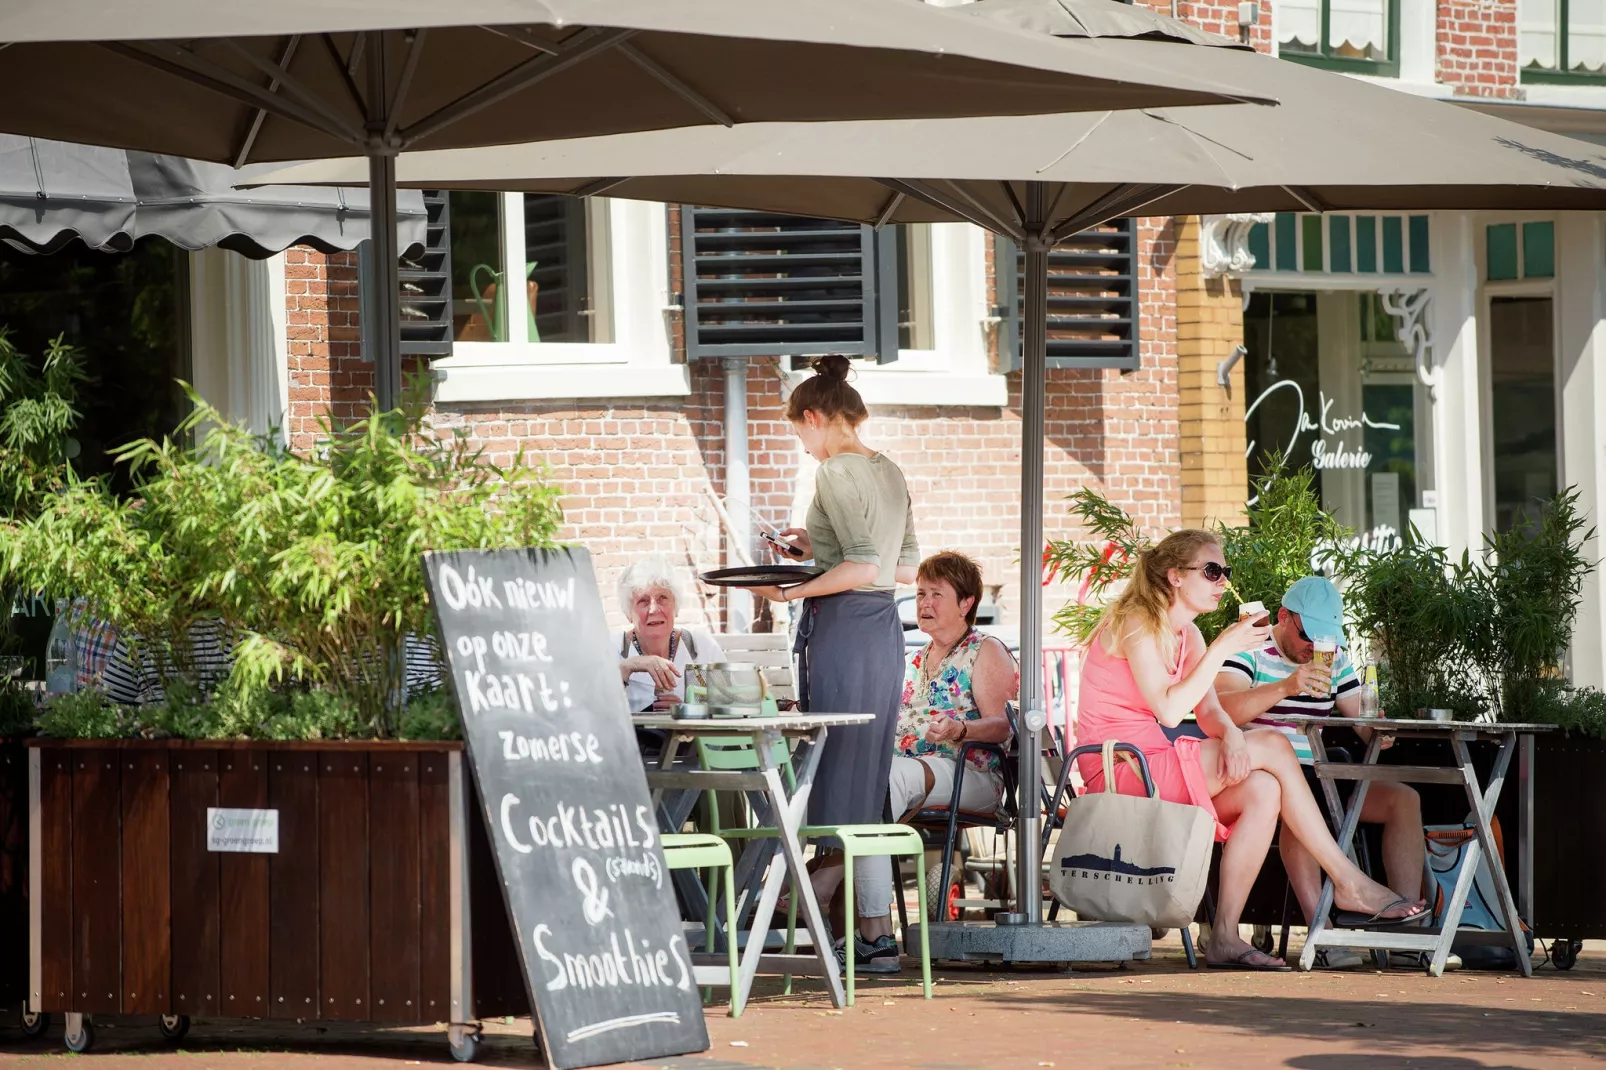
[1073,626,1232,842]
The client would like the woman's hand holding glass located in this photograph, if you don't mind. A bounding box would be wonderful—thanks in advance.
[1211,614,1271,658]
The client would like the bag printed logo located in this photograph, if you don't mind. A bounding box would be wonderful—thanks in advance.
[1059,844,1177,886]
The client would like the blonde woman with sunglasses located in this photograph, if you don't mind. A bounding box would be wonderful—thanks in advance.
[1072,529,1427,970]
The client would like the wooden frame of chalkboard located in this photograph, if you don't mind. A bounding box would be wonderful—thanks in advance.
[424,547,709,1069]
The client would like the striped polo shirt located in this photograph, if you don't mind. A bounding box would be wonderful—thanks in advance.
[1222,640,1359,763]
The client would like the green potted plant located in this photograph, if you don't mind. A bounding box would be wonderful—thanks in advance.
[0,384,559,1049]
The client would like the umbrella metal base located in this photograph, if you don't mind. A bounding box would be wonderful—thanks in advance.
[913,920,1152,965]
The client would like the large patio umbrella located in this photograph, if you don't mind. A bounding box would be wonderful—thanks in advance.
[260,0,1606,958]
[0,136,427,258]
[0,0,1271,409]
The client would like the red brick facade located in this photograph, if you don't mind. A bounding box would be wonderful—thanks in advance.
[1438,0,1521,97]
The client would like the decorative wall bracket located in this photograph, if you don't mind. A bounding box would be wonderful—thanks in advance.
[1200,212,1276,278]
[1377,286,1437,396]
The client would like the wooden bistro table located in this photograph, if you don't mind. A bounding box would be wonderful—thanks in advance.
[1279,715,1552,976]
[633,711,872,1010]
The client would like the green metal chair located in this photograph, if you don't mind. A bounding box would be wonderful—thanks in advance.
[694,733,803,993]
[660,832,742,1016]
[836,824,934,1006]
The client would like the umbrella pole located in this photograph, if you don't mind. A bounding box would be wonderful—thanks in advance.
[925,185,1147,963]
[368,150,402,412]
[366,29,403,413]
[1002,182,1049,927]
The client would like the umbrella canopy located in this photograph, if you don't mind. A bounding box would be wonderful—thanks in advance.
[255,0,1606,948]
[0,0,1270,165]
[259,25,1606,229]
[0,137,426,258]
[0,0,1272,411]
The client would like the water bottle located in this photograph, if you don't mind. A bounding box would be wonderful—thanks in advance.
[44,600,77,695]
[1358,663,1381,719]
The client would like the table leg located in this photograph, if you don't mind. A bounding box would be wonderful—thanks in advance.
[1452,733,1530,978]
[735,726,845,1009]
[1518,732,1534,930]
[1298,731,1383,971]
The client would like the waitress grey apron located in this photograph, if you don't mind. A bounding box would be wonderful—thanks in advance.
[794,589,904,841]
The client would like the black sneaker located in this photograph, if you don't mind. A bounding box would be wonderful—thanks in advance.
[834,936,903,974]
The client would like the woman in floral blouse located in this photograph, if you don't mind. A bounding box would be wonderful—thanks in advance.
[849,552,1018,942]
[892,551,1017,817]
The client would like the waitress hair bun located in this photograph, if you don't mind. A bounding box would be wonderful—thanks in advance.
[809,354,852,382]
[786,353,867,425]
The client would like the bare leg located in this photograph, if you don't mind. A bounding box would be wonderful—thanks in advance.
[1280,833,1324,924]
[1284,781,1424,923]
[1201,730,1424,919]
[1207,771,1284,966]
[1370,782,1425,902]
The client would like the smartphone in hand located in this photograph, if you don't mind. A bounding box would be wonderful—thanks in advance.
[760,530,805,559]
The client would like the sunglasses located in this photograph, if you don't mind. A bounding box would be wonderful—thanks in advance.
[1294,618,1312,643]
[1181,562,1232,582]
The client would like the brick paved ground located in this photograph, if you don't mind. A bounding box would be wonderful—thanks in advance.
[2,940,1601,1069]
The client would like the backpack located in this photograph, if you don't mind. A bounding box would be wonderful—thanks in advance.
[1424,817,1533,970]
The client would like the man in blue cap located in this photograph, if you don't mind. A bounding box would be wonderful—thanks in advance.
[1215,576,1430,969]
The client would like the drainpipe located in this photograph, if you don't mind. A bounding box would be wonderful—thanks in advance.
[723,357,753,633]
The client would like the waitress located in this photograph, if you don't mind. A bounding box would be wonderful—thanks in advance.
[747,354,917,973]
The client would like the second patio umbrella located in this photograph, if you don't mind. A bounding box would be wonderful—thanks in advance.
[260,0,1606,958]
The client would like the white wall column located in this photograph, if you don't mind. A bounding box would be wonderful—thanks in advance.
[1556,215,1606,689]
[1428,213,1485,559]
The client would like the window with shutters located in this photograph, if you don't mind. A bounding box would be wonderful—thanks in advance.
[996,219,1141,372]
[680,208,896,361]
[423,193,684,402]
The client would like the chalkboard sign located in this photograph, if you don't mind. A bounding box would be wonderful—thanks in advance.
[424,547,709,1070]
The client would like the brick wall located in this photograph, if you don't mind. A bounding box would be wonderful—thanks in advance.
[1438,0,1521,97]
[1174,217,1250,529]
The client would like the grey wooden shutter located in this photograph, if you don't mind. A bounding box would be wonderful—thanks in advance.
[681,208,897,362]
[524,194,591,343]
[997,218,1140,372]
[398,189,452,357]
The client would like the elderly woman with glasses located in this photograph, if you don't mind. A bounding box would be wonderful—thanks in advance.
[1073,529,1427,971]
[616,554,724,713]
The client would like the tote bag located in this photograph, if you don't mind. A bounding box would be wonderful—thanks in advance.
[1047,740,1214,929]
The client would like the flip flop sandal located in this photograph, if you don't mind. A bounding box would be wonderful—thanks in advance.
[1335,898,1431,928]
[1207,950,1292,972]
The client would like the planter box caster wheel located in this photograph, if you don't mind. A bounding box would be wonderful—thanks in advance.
[64,1014,94,1054]
[448,1023,482,1063]
[159,1014,191,1043]
[20,1011,49,1040]
[1553,939,1582,971]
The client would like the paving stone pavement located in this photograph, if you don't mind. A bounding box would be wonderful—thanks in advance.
[1,940,1601,1069]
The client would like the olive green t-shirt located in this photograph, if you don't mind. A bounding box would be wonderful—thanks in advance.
[807,452,919,591]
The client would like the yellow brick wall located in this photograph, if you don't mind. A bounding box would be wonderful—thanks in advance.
[1174,217,1249,529]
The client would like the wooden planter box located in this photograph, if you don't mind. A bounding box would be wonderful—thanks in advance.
[0,742,28,1021]
[26,739,527,1039]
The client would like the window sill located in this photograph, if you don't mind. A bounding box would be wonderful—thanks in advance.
[784,365,1008,407]
[432,356,691,403]
[1277,52,1400,78]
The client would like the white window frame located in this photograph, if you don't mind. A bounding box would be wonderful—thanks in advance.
[785,222,1008,406]
[430,194,689,402]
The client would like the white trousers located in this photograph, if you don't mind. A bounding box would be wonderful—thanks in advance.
[855,754,1002,919]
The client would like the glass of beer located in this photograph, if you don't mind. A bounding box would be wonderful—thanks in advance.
[1310,637,1338,698]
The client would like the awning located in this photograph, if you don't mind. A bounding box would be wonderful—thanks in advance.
[0,136,425,259]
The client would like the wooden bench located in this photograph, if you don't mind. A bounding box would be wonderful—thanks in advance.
[710,631,796,704]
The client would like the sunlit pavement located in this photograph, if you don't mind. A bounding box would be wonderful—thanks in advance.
[2,940,1602,1069]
